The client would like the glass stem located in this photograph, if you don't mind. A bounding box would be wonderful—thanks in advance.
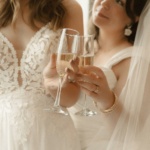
[83,94,87,110]
[54,77,63,107]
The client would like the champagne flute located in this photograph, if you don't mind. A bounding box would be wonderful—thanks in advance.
[52,28,79,115]
[75,35,97,116]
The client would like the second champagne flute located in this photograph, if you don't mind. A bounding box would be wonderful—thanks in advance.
[52,28,79,115]
[75,35,97,116]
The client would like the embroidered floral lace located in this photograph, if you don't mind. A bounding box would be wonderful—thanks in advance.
[0,24,62,145]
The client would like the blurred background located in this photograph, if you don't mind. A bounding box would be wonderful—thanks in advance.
[76,0,94,34]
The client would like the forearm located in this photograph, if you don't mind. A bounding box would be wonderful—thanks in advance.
[101,100,123,130]
[94,90,123,129]
[44,78,80,108]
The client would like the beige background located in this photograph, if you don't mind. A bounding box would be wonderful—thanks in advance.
[76,0,91,34]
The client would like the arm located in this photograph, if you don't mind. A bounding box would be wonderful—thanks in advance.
[43,0,83,108]
[66,57,131,126]
[100,58,131,128]
[43,54,81,108]
[62,0,84,35]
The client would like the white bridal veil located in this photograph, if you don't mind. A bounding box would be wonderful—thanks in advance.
[106,0,150,149]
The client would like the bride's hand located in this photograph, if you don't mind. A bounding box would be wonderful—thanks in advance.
[65,57,80,82]
[43,54,80,107]
[80,66,115,109]
[67,61,115,110]
[43,53,59,96]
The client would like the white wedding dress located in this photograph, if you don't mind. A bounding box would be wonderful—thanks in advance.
[69,47,132,150]
[0,24,81,150]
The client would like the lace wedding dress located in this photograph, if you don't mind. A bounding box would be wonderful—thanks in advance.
[0,24,80,150]
[69,47,132,150]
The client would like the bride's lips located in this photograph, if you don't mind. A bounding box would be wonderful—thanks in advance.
[95,6,109,19]
[97,12,109,19]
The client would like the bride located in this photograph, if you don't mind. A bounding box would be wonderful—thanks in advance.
[66,0,149,149]
[0,0,83,150]
[43,0,150,149]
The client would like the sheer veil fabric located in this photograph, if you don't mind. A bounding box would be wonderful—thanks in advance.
[87,1,150,150]
[106,1,150,149]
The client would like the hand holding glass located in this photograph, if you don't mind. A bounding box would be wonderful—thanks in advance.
[75,35,97,116]
[52,28,79,115]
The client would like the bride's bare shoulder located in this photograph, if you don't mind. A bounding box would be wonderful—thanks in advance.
[62,0,83,34]
[63,0,82,8]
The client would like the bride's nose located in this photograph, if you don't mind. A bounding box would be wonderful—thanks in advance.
[100,0,112,10]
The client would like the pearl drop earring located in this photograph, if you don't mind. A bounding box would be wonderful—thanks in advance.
[124,25,132,36]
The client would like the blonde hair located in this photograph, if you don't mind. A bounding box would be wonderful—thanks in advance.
[0,0,65,30]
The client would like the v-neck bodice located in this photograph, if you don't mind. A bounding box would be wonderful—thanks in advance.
[0,25,81,149]
[0,24,61,95]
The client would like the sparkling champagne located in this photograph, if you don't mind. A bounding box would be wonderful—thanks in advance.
[56,53,75,77]
[79,55,94,66]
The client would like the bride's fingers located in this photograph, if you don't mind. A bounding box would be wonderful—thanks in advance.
[76,73,102,86]
[43,53,57,78]
[79,86,100,99]
[48,53,57,69]
[77,80,98,91]
[65,68,77,83]
[80,66,105,79]
[70,57,80,73]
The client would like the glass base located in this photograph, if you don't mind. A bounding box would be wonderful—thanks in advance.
[52,106,69,116]
[75,108,97,117]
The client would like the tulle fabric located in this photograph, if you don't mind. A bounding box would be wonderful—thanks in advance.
[0,89,81,150]
[88,1,150,150]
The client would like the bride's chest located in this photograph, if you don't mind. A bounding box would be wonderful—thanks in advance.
[0,32,49,72]
[0,26,60,94]
[0,34,49,94]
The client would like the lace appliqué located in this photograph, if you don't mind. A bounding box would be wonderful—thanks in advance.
[0,25,61,94]
[0,38,19,94]
[0,25,61,145]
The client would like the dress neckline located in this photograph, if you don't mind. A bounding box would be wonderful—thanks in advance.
[0,23,49,53]
[103,46,133,67]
